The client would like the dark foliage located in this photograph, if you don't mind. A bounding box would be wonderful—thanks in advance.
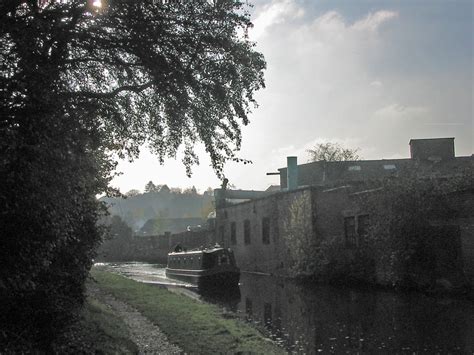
[359,171,473,289]
[307,142,360,162]
[0,0,265,351]
[96,215,133,261]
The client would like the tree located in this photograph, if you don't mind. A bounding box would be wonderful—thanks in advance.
[144,181,157,193]
[307,142,360,162]
[1,0,265,350]
[159,184,171,193]
[125,189,142,197]
[170,187,182,194]
[183,186,198,194]
[97,215,134,260]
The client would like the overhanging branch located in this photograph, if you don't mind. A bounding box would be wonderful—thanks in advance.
[63,81,153,99]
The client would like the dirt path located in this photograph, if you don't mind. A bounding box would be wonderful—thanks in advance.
[88,283,183,354]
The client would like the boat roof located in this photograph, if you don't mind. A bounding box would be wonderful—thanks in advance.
[168,247,228,256]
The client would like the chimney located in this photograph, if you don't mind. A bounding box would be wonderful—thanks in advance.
[287,156,298,190]
[409,138,455,161]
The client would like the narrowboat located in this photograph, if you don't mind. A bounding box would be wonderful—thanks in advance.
[165,244,240,288]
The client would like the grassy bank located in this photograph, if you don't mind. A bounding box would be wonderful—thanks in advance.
[53,294,139,354]
[91,268,285,354]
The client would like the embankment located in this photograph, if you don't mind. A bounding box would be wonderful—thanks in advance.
[90,268,285,354]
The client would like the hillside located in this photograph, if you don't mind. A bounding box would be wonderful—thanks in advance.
[101,188,214,233]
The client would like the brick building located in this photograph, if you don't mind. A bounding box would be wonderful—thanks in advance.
[215,138,473,287]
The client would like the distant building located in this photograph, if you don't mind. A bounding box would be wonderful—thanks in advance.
[139,217,205,236]
[278,138,471,189]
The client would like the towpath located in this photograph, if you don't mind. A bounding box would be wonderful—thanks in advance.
[87,283,183,354]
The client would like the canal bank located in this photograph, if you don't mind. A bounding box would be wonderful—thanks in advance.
[90,268,285,354]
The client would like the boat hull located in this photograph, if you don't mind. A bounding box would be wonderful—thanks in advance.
[165,267,240,289]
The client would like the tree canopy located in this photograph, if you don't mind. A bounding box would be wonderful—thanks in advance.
[144,181,157,193]
[1,0,265,176]
[0,0,265,350]
[307,142,360,162]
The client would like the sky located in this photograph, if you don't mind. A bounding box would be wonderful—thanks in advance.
[111,0,473,193]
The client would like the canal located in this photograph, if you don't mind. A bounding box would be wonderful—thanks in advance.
[96,262,474,353]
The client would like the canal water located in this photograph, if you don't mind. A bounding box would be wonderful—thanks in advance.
[96,262,474,354]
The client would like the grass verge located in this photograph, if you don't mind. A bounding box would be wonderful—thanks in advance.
[53,293,139,354]
[91,268,285,354]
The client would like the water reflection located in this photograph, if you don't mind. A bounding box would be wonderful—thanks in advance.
[95,263,474,353]
[94,262,192,287]
[199,285,241,311]
[236,273,474,353]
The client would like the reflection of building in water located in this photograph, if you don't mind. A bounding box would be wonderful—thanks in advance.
[215,138,473,287]
[237,274,474,353]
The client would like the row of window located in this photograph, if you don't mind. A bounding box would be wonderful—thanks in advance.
[220,214,370,248]
[347,164,397,171]
[221,217,272,246]
[168,255,201,267]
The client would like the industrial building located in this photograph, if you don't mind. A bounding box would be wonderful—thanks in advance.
[214,138,473,288]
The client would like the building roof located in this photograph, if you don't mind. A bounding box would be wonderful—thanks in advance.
[409,137,454,144]
[278,156,472,189]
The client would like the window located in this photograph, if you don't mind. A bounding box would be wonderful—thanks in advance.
[357,215,370,239]
[219,225,224,244]
[344,216,356,247]
[348,165,361,171]
[264,303,272,327]
[345,215,370,248]
[244,219,251,245]
[230,222,237,245]
[262,217,270,244]
[245,297,253,317]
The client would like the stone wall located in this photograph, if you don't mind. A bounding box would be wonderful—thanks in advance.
[216,184,474,288]
[97,229,213,264]
[447,189,474,286]
[215,188,314,275]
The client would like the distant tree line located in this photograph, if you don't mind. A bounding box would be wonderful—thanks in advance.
[103,183,215,232]
[128,181,215,196]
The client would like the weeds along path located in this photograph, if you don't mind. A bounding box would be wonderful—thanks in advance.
[88,283,183,354]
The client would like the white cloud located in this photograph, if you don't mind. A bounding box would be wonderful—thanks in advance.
[251,0,304,39]
[370,80,383,88]
[351,10,399,32]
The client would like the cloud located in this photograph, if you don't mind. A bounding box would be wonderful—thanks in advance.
[370,80,383,88]
[241,1,427,171]
[252,3,398,40]
[352,10,399,32]
[251,0,304,39]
